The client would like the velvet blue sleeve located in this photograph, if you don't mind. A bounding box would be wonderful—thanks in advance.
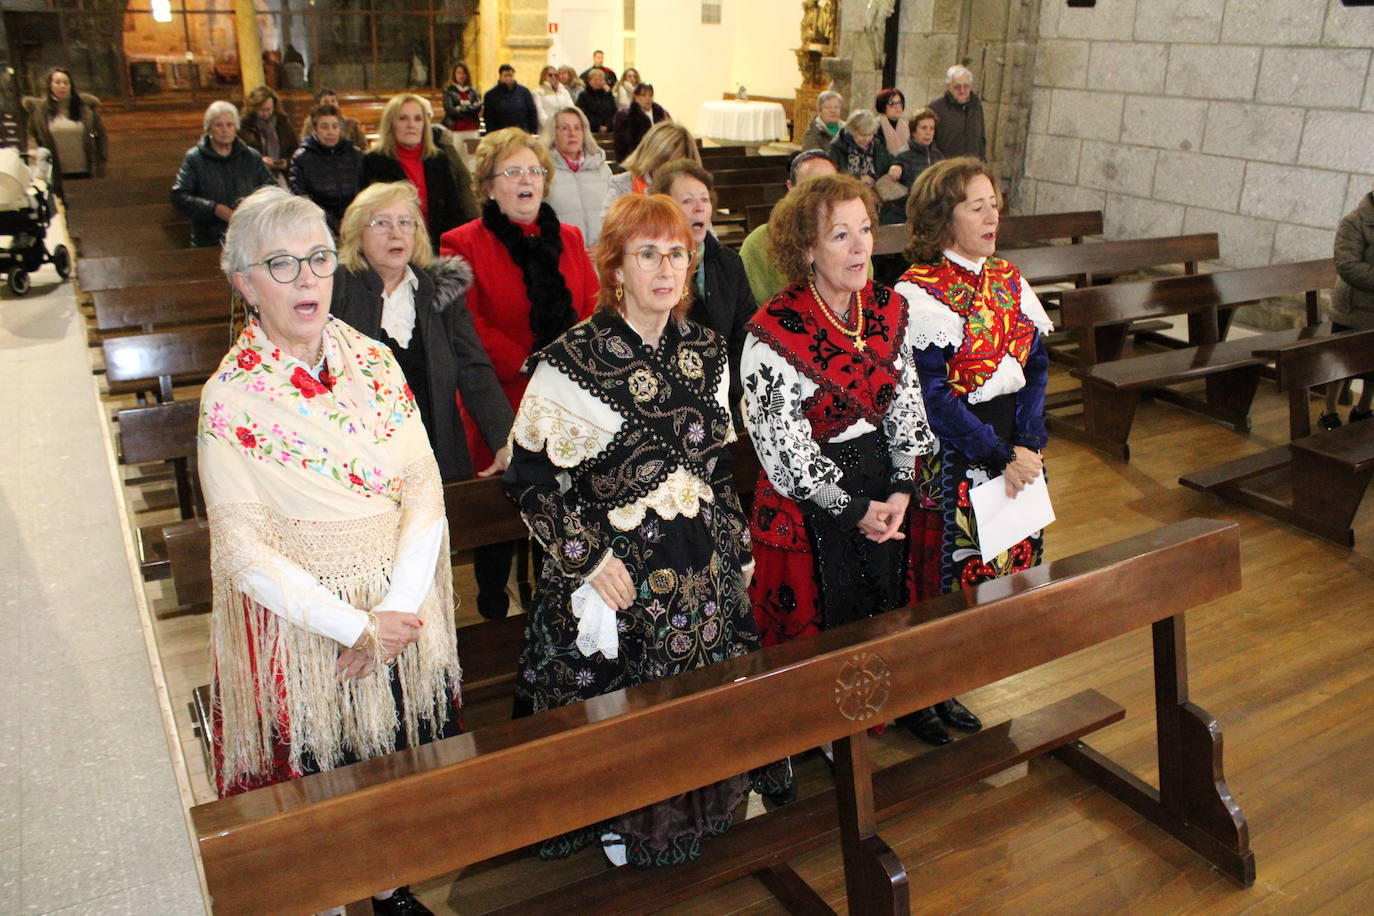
[1012,334,1049,450]
[912,344,1015,471]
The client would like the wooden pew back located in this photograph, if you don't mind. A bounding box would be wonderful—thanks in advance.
[873,209,1106,257]
[190,518,1240,915]
[1059,259,1337,332]
[77,248,222,292]
[1006,233,1219,284]
[92,280,230,333]
[102,324,228,400]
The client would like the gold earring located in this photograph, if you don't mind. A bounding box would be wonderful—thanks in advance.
[680,285,691,303]
[615,285,623,302]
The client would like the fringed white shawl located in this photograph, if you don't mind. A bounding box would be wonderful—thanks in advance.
[198,317,459,793]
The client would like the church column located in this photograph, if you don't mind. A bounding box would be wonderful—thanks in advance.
[233,0,265,94]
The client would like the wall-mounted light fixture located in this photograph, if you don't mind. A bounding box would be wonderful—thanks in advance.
[152,0,173,23]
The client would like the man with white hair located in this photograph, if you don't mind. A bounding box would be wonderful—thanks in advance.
[927,64,986,160]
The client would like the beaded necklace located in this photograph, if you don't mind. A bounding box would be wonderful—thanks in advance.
[808,279,866,351]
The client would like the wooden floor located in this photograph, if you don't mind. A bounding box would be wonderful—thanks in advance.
[119,348,1374,913]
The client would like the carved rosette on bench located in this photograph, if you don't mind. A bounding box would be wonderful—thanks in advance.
[833,651,891,721]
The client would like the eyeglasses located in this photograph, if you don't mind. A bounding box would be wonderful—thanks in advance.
[495,165,548,180]
[630,246,691,271]
[248,249,339,284]
[367,217,418,234]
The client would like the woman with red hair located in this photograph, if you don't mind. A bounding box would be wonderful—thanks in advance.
[503,193,784,866]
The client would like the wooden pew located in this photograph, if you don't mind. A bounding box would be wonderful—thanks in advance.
[1181,327,1374,546]
[67,202,185,241]
[64,175,174,209]
[77,247,222,293]
[91,280,229,334]
[190,518,1252,914]
[118,399,202,581]
[1058,259,1337,460]
[73,221,193,258]
[1008,232,1219,290]
[101,324,227,401]
[872,209,1105,257]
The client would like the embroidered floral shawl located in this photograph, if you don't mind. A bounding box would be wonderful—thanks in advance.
[898,256,1035,396]
[198,317,458,791]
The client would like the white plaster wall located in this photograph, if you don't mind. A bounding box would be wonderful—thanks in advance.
[1026,0,1374,269]
[730,0,808,100]
[544,0,619,73]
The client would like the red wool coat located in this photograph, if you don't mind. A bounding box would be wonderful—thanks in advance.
[439,217,599,470]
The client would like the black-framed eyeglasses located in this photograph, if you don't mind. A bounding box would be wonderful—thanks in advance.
[631,246,691,271]
[496,165,548,180]
[248,249,339,284]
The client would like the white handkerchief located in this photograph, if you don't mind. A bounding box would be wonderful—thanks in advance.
[571,582,619,659]
[969,473,1055,561]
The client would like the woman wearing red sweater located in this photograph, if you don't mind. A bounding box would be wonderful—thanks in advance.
[441,127,598,620]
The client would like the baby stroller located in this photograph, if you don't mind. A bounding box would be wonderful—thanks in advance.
[0,146,70,296]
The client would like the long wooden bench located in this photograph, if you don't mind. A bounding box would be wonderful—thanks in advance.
[191,518,1252,914]
[118,399,203,581]
[1057,259,1337,460]
[67,202,185,239]
[1181,327,1374,546]
[101,323,226,401]
[872,209,1105,257]
[77,247,222,294]
[73,221,193,258]
[91,280,229,334]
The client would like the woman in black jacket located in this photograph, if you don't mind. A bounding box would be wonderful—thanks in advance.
[288,103,363,234]
[575,68,618,134]
[331,181,513,483]
[360,93,477,241]
[238,85,298,187]
[170,100,274,247]
[650,157,755,426]
[612,82,669,163]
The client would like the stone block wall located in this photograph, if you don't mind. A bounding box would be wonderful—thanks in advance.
[1025,0,1374,269]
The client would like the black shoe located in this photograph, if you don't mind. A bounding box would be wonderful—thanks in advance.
[1351,408,1373,423]
[899,707,951,746]
[763,780,798,806]
[1319,412,1342,431]
[372,887,434,916]
[935,697,983,732]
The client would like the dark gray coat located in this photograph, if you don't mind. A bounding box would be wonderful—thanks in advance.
[689,233,757,425]
[330,256,514,481]
[170,136,274,247]
[1332,192,1374,330]
[928,90,986,161]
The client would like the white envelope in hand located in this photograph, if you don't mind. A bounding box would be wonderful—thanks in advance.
[968,474,1055,561]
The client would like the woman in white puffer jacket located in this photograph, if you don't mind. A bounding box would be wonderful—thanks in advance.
[540,105,612,249]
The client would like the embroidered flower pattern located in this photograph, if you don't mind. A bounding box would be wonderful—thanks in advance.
[628,367,660,403]
[676,348,703,379]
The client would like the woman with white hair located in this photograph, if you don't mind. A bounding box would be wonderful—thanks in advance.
[541,106,613,248]
[170,100,274,246]
[801,90,844,150]
[826,108,900,189]
[927,64,986,160]
[200,185,460,915]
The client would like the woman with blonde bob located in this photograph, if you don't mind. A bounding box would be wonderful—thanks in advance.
[891,156,1053,745]
[440,127,598,619]
[504,193,784,867]
[361,92,476,241]
[599,119,701,223]
[331,181,513,485]
[742,173,934,646]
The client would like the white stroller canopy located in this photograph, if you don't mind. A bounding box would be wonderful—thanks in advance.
[0,147,33,211]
